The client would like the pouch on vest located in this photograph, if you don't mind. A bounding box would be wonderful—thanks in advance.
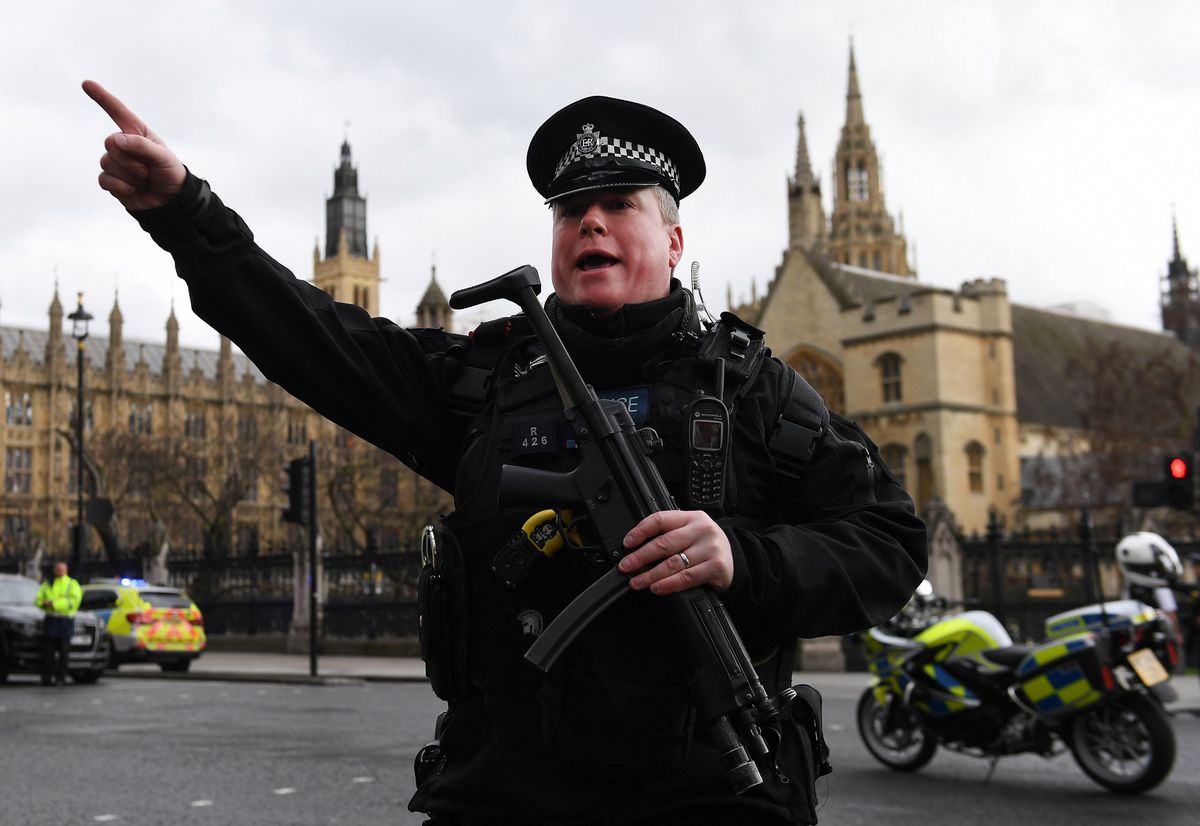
[418,523,469,702]
[771,683,831,825]
[538,612,695,779]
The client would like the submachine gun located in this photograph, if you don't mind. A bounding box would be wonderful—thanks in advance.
[449,265,796,794]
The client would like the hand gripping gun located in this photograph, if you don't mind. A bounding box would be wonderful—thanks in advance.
[449,265,796,793]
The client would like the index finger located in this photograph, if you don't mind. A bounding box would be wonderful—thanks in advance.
[82,79,147,136]
[623,510,686,548]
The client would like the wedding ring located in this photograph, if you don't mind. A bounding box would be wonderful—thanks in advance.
[678,552,692,568]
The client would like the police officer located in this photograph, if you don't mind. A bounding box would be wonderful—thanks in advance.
[35,561,82,686]
[84,82,927,824]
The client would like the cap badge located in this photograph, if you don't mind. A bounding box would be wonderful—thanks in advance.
[575,123,600,158]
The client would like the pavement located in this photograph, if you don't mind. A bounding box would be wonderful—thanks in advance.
[105,652,1200,714]
[108,651,428,684]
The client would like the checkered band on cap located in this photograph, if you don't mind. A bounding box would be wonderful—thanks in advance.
[553,129,681,194]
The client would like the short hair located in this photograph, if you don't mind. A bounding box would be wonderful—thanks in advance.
[551,185,680,226]
[650,185,680,226]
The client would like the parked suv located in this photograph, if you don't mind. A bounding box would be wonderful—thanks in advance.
[80,579,206,672]
[0,573,109,683]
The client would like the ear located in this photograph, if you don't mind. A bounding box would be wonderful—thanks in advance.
[667,224,684,269]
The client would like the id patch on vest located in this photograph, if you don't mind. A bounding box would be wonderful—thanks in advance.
[511,416,560,457]
[598,386,651,425]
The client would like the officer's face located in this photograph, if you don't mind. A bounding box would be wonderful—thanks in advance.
[550,187,683,314]
[54,562,67,578]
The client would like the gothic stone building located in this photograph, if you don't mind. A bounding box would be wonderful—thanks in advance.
[0,142,450,561]
[735,45,1198,558]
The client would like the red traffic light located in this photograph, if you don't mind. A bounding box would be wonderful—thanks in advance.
[1169,457,1190,479]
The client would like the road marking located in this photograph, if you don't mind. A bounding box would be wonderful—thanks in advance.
[351,776,374,783]
[190,800,213,808]
[828,723,845,731]
[272,788,296,796]
[94,816,119,822]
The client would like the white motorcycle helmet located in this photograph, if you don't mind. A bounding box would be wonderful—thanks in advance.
[1115,532,1183,588]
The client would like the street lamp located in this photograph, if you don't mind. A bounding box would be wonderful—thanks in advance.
[67,292,92,573]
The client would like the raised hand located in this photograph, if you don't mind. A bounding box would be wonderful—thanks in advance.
[83,80,186,211]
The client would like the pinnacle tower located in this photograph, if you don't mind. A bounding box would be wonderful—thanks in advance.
[827,42,913,276]
[787,113,826,250]
[313,139,381,315]
[1162,213,1200,351]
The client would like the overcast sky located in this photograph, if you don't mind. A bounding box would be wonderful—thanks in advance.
[2,0,1197,350]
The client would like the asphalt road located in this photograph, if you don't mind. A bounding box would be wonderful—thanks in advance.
[1,672,1197,825]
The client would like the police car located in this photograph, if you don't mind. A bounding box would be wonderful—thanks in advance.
[0,573,109,683]
[80,578,206,672]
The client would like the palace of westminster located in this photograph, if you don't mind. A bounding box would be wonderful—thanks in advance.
[3,47,1198,564]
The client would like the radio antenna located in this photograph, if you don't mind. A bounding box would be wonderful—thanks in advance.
[690,261,718,327]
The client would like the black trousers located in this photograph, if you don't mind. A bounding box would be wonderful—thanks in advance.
[41,615,74,685]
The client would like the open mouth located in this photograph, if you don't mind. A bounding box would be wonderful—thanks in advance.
[577,253,619,271]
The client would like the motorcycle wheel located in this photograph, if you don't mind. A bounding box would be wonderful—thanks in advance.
[856,687,937,771]
[1067,692,1176,794]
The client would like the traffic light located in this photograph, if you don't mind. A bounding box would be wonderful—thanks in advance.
[1132,451,1194,510]
[1163,452,1193,510]
[282,457,312,525]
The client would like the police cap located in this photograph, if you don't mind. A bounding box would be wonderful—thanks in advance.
[527,96,705,204]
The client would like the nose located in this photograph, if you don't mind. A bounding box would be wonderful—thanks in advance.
[579,203,607,236]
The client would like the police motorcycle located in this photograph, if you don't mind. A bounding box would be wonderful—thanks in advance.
[855,569,1179,794]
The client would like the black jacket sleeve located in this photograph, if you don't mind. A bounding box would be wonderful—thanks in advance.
[718,360,928,640]
[130,171,468,492]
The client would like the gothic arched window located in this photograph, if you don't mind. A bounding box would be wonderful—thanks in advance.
[847,163,869,202]
[914,432,934,513]
[876,352,904,403]
[966,441,986,494]
[784,346,845,415]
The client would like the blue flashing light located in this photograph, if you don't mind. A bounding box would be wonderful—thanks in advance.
[119,577,147,587]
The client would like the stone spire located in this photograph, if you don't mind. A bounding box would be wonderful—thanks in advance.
[827,42,913,276]
[107,292,125,374]
[46,285,63,368]
[846,40,864,127]
[164,303,182,389]
[1162,212,1200,351]
[794,113,815,187]
[165,302,179,350]
[416,259,452,330]
[787,112,826,251]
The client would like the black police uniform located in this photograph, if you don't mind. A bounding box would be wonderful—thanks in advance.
[127,97,927,825]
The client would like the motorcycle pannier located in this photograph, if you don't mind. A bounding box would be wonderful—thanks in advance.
[1012,632,1112,718]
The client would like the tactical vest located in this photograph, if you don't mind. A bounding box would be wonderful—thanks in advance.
[418,310,830,790]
